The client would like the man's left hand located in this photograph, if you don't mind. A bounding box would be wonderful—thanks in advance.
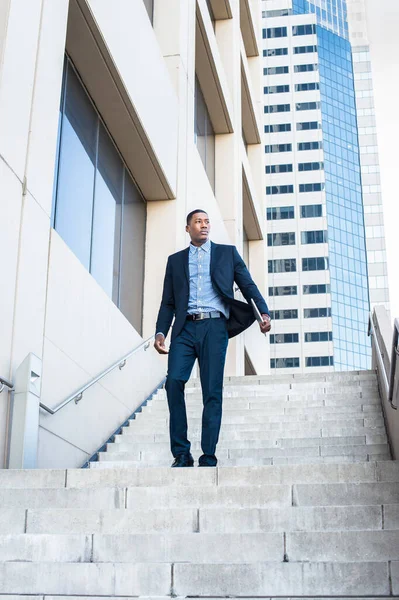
[260,314,271,334]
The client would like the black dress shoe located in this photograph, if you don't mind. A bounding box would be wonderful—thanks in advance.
[171,453,194,468]
[198,454,217,467]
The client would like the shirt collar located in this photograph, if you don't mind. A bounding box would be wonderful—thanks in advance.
[189,239,211,253]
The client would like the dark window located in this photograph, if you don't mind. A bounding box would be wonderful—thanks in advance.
[271,357,300,368]
[53,58,146,333]
[264,123,292,133]
[294,45,318,54]
[302,257,329,270]
[266,185,294,195]
[299,183,325,192]
[301,230,328,244]
[295,82,320,92]
[263,27,288,38]
[298,141,322,150]
[298,161,324,171]
[266,143,292,153]
[294,64,318,72]
[306,356,334,367]
[269,285,298,296]
[303,283,331,294]
[293,24,317,36]
[267,206,295,220]
[268,258,297,273]
[270,333,299,344]
[270,309,298,320]
[264,85,290,94]
[194,77,215,191]
[300,204,323,218]
[264,48,289,57]
[264,66,289,75]
[305,332,333,342]
[296,101,321,111]
[266,164,293,174]
[264,104,290,114]
[267,232,296,246]
[297,121,321,131]
[263,8,292,17]
[304,307,332,318]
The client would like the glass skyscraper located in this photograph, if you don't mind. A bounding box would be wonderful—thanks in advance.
[263,0,375,372]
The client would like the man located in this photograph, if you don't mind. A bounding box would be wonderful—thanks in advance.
[154,209,271,467]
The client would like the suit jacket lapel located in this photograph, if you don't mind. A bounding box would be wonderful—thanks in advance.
[210,241,217,277]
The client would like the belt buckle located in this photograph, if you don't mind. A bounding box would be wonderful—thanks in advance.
[197,312,206,320]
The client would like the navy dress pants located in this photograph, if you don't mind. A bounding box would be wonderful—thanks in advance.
[165,317,229,466]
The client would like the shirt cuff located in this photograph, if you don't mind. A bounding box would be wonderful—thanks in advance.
[155,332,165,338]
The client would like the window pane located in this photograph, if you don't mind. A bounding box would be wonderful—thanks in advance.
[91,123,123,302]
[119,173,146,334]
[54,63,97,269]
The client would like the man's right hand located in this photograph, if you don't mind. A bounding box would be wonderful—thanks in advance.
[154,333,168,354]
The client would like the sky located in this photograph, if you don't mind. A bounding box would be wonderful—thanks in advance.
[364,0,399,323]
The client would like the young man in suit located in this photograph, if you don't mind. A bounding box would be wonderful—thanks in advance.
[154,209,271,467]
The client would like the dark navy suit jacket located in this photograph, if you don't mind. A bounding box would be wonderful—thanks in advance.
[155,242,269,341]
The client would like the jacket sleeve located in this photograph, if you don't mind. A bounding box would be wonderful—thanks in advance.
[155,257,176,338]
[232,246,270,315]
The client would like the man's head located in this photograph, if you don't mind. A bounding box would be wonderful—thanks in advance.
[186,209,210,246]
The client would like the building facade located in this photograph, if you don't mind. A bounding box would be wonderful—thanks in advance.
[262,0,387,373]
[0,0,267,469]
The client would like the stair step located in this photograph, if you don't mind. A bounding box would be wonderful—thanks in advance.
[23,504,396,534]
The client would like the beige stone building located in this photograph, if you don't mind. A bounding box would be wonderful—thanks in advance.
[0,0,268,469]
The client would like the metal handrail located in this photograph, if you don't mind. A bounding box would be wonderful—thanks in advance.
[368,314,397,410]
[0,376,14,394]
[39,335,155,415]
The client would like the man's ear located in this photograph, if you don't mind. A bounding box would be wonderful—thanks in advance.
[185,225,189,233]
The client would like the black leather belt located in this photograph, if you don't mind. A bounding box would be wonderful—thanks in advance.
[186,311,223,321]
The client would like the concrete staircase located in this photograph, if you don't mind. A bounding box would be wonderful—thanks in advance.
[1,369,399,597]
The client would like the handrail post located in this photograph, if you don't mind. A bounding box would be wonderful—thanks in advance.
[8,353,42,469]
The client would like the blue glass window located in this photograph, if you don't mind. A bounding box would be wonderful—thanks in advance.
[306,356,334,366]
[271,357,300,368]
[267,206,295,220]
[295,82,320,91]
[265,104,290,113]
[303,283,330,294]
[293,24,317,36]
[264,85,290,94]
[301,230,328,244]
[301,204,323,217]
[266,143,292,153]
[267,232,296,246]
[268,259,297,273]
[294,45,318,54]
[266,164,293,174]
[266,185,294,195]
[263,27,288,38]
[263,8,292,18]
[264,66,289,75]
[264,48,288,57]
[305,331,333,342]
[296,101,321,111]
[269,286,298,296]
[270,309,298,320]
[297,121,321,130]
[299,162,324,171]
[270,333,299,344]
[298,141,322,150]
[265,124,291,133]
[302,256,329,269]
[304,307,332,318]
[299,183,325,192]
[294,64,318,72]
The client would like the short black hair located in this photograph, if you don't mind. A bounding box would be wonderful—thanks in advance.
[186,209,208,226]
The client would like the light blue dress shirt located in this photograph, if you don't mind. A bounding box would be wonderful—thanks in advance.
[187,239,229,318]
[156,240,229,337]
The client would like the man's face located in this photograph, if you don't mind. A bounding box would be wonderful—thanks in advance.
[186,212,210,245]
